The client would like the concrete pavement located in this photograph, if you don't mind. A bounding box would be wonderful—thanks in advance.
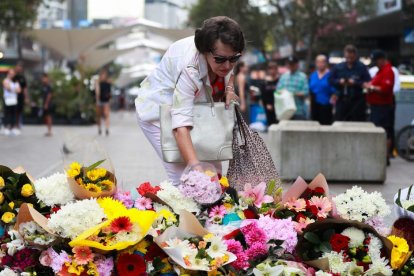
[1,111,413,212]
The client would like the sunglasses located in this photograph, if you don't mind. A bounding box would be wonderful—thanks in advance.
[210,52,242,64]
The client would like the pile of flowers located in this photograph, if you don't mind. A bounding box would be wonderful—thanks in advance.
[66,161,115,194]
[34,172,74,207]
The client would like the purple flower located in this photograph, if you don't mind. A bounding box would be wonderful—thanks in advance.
[51,250,71,273]
[96,255,114,276]
[365,216,390,237]
[179,170,221,204]
[114,191,134,208]
[257,215,298,253]
[134,196,153,210]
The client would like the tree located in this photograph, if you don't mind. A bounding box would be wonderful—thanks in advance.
[0,0,44,59]
[268,0,376,69]
[188,0,273,58]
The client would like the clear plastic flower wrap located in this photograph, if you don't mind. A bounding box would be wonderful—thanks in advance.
[179,162,222,205]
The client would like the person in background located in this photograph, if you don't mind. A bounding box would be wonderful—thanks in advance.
[95,69,112,136]
[13,61,28,130]
[262,61,279,126]
[2,69,21,136]
[234,61,250,122]
[41,73,53,137]
[369,58,400,158]
[329,45,371,122]
[276,56,309,120]
[309,55,336,125]
[363,50,395,166]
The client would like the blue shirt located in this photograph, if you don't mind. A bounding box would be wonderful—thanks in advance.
[276,71,309,116]
[309,71,336,105]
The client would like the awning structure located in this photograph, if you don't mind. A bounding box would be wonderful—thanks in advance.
[79,48,134,70]
[115,63,156,87]
[27,26,133,60]
[130,18,194,41]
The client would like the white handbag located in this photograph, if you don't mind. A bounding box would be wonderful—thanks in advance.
[160,79,235,163]
[274,89,297,120]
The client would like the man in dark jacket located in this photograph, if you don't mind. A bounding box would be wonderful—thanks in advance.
[329,45,371,121]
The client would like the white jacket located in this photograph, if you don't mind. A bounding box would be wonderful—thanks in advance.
[135,36,232,129]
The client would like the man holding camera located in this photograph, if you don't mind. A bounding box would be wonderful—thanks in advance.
[329,45,371,121]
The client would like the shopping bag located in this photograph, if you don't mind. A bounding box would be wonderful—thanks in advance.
[274,89,297,120]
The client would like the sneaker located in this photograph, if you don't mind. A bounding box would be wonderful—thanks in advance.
[11,128,21,136]
[105,129,109,136]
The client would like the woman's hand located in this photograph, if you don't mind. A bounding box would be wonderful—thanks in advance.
[225,87,239,109]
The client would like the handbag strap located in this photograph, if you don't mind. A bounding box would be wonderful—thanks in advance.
[175,65,215,108]
[234,105,251,146]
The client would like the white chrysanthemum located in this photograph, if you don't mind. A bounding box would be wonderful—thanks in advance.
[156,181,200,214]
[188,254,210,270]
[365,257,393,276]
[322,251,350,274]
[0,268,18,276]
[34,172,74,206]
[341,227,365,248]
[315,271,333,276]
[205,235,228,258]
[333,186,390,222]
[48,199,106,239]
[367,233,383,261]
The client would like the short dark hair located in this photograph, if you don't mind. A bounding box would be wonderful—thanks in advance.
[344,44,358,54]
[194,16,245,54]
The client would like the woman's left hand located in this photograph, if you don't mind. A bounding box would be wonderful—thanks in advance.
[225,88,239,109]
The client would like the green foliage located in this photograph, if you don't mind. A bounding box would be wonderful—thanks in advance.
[0,0,42,32]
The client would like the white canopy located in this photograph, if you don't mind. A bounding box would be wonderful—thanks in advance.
[27,26,133,60]
[79,48,134,70]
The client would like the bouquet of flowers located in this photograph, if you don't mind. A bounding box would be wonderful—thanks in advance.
[223,219,296,272]
[275,174,332,233]
[296,219,393,275]
[252,259,312,276]
[387,217,414,271]
[179,163,226,205]
[34,172,74,207]
[66,160,116,199]
[69,208,156,251]
[39,246,114,276]
[394,185,414,220]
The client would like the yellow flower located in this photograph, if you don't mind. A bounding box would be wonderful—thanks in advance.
[8,201,14,209]
[158,209,177,224]
[1,212,15,224]
[219,176,229,187]
[97,197,128,218]
[85,183,102,193]
[94,168,107,178]
[203,233,214,241]
[67,162,82,178]
[0,176,4,189]
[99,179,114,190]
[237,211,246,219]
[0,192,4,204]
[66,261,85,276]
[87,261,98,275]
[388,235,410,269]
[135,239,150,254]
[21,184,34,197]
[86,169,101,182]
[223,203,233,211]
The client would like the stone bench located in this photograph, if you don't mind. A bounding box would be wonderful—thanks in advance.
[268,121,387,182]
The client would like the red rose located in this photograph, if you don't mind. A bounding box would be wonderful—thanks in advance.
[243,209,258,220]
[330,234,350,252]
[314,187,325,195]
[137,182,160,196]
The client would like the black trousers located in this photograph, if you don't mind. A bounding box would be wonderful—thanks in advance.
[335,97,367,122]
[4,105,17,127]
[312,103,333,125]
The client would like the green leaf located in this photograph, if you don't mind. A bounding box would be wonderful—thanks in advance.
[322,228,335,242]
[407,185,413,201]
[304,232,321,244]
[152,257,166,271]
[396,188,402,207]
[266,179,275,195]
[85,159,106,172]
[319,241,332,253]
[407,205,414,212]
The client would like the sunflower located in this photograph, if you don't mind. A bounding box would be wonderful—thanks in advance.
[98,179,114,190]
[116,253,146,276]
[67,162,82,178]
[388,235,410,269]
[97,197,128,218]
[85,183,102,193]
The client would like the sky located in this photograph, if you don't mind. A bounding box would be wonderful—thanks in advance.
[87,0,145,20]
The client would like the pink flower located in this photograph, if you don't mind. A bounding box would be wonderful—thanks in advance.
[72,246,94,265]
[309,196,332,218]
[114,191,134,208]
[209,205,227,218]
[245,242,268,260]
[294,217,315,233]
[225,239,243,254]
[285,198,307,212]
[134,196,153,210]
[39,250,53,266]
[239,182,274,208]
[231,252,249,270]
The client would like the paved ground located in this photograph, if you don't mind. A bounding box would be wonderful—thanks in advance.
[1,111,413,223]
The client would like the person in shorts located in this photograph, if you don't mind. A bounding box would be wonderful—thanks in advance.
[95,69,112,136]
[41,73,53,137]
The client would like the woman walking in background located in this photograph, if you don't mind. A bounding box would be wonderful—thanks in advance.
[234,61,250,123]
[95,69,112,136]
[2,69,21,136]
[309,55,335,125]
